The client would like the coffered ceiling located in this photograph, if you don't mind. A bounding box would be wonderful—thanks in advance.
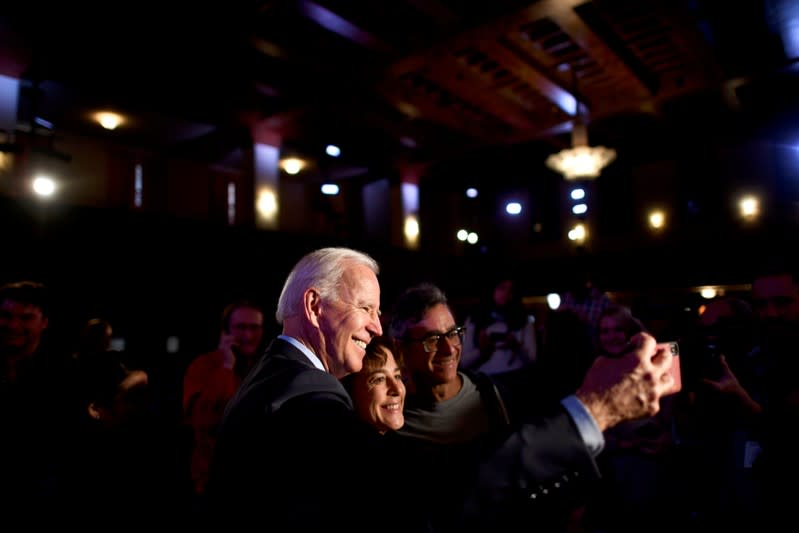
[1,0,797,198]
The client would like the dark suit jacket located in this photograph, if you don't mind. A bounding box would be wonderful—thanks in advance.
[206,337,372,530]
[385,368,601,533]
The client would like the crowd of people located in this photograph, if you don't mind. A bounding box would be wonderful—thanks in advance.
[1,246,796,531]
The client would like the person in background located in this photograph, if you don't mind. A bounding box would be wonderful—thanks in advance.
[72,317,114,362]
[581,304,680,533]
[182,299,265,498]
[0,281,53,384]
[746,263,799,527]
[559,266,612,340]
[384,282,676,533]
[61,351,192,525]
[533,307,597,400]
[461,275,537,375]
[0,280,74,523]
[671,295,763,530]
[595,304,645,357]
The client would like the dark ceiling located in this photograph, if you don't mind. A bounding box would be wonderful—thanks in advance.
[2,0,798,188]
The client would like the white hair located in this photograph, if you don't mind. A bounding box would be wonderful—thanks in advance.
[275,247,379,324]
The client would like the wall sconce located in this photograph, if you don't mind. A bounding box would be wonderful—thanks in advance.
[280,157,306,175]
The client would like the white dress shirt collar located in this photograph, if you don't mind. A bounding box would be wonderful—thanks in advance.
[278,334,326,371]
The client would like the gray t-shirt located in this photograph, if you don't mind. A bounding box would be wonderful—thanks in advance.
[398,372,492,445]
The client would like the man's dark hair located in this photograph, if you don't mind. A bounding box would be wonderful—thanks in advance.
[388,282,449,341]
[0,281,50,317]
[220,300,263,333]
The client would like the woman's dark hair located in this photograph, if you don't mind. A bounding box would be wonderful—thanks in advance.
[341,336,401,394]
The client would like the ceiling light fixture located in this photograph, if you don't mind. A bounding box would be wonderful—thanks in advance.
[545,118,616,180]
[545,68,616,180]
[93,111,125,130]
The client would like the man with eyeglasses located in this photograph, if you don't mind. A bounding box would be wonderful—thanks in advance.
[385,282,676,533]
[183,299,265,499]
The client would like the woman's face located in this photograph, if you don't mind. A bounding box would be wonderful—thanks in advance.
[598,315,630,355]
[493,280,514,307]
[351,347,405,434]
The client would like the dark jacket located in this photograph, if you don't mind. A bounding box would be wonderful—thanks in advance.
[206,337,427,532]
[385,367,600,533]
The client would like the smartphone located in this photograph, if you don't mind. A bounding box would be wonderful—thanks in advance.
[662,341,682,395]
[701,340,725,380]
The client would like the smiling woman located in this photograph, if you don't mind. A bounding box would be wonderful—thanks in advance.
[341,335,406,435]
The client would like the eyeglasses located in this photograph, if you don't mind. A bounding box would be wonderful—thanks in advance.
[407,326,466,353]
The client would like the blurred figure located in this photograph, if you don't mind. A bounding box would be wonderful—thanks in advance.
[183,300,265,497]
[0,280,74,523]
[0,280,51,382]
[747,264,799,526]
[688,296,760,397]
[61,352,192,525]
[582,304,680,533]
[534,307,596,399]
[559,266,612,340]
[748,264,799,405]
[751,267,799,336]
[71,317,114,363]
[595,304,645,356]
[461,275,537,375]
[672,296,763,530]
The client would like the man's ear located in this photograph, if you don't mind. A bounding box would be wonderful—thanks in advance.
[304,288,322,327]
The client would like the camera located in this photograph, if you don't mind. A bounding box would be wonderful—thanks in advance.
[699,339,724,380]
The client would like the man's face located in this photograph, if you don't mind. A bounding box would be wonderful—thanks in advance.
[316,263,382,379]
[0,299,48,357]
[402,303,461,387]
[227,307,264,357]
[752,274,799,326]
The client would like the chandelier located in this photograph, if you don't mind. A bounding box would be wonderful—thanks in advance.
[545,119,616,180]
[545,69,616,180]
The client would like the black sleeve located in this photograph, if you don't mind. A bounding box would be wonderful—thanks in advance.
[458,404,601,532]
